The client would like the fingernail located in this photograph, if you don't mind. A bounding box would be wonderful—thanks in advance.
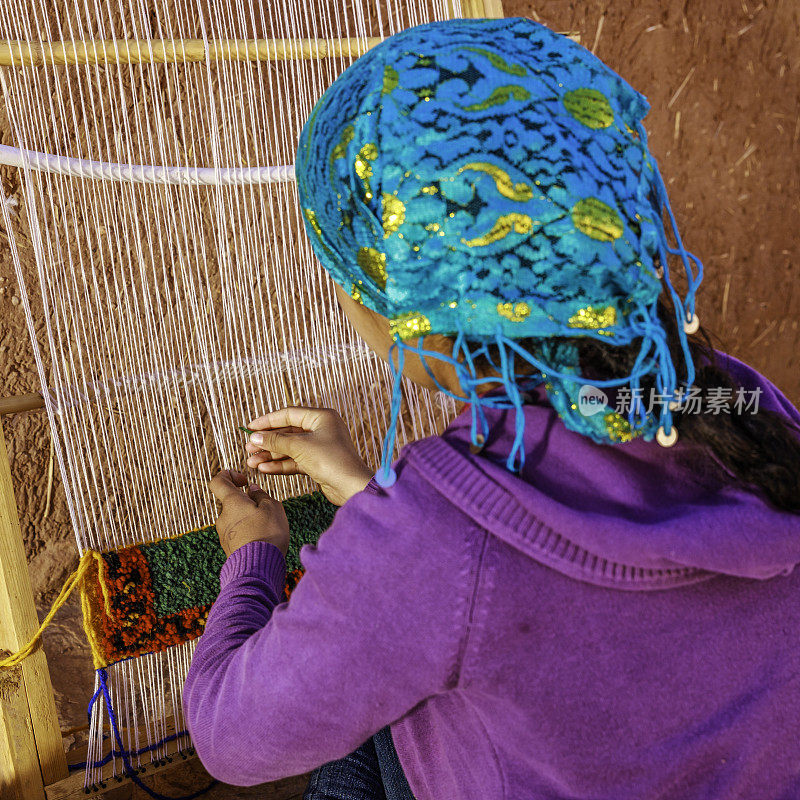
[250,433,264,446]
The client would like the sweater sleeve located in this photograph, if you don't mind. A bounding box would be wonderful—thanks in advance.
[182,460,478,786]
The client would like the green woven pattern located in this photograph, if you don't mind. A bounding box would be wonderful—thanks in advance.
[145,527,227,616]
[282,491,339,574]
[142,490,337,616]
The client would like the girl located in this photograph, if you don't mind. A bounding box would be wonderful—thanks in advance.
[183,17,800,800]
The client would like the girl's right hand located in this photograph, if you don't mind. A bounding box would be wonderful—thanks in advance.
[244,406,373,506]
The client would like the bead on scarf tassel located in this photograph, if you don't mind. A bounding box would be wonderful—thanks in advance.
[374,466,397,488]
[684,313,700,334]
[469,433,485,455]
[656,425,678,447]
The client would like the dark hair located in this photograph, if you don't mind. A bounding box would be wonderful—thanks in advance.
[439,295,800,513]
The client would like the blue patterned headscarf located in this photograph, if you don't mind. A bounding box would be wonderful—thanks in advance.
[296,17,703,486]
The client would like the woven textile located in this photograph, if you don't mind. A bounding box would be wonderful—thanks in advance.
[80,492,337,667]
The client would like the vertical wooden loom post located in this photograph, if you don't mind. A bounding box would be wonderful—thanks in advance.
[0,411,68,800]
[461,0,504,18]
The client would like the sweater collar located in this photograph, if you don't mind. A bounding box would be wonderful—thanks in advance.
[403,354,800,590]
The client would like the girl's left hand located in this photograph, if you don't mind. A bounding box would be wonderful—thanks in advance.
[209,470,290,557]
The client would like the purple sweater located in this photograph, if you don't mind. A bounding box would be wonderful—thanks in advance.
[184,351,800,799]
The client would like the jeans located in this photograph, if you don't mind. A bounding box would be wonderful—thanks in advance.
[303,726,415,800]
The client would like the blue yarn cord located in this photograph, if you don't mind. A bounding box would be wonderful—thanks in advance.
[79,668,217,800]
[642,315,677,434]
[373,331,543,483]
[373,262,697,471]
[69,731,191,772]
[653,223,696,397]
[500,333,662,392]
[374,340,405,487]
[637,120,702,397]
[453,328,491,448]
[376,318,674,466]
[622,320,651,430]
[637,121,703,301]
[495,328,527,473]
[409,336,513,404]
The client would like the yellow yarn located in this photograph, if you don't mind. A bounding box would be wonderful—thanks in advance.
[0,551,94,670]
[79,552,109,669]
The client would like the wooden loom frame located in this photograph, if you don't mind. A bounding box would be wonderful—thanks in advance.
[0,3,585,797]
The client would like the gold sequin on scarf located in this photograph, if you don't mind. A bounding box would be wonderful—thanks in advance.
[355,143,378,200]
[604,411,641,442]
[357,247,387,290]
[329,125,355,179]
[568,305,617,329]
[303,208,333,257]
[389,312,432,340]
[497,301,531,322]
[382,193,406,237]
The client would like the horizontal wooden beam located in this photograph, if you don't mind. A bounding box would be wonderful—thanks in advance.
[0,38,382,67]
[0,32,580,68]
[48,738,310,799]
[0,395,45,417]
[47,740,196,800]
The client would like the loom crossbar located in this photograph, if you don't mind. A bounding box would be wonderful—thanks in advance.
[0,31,578,69]
[0,37,384,67]
[0,393,45,416]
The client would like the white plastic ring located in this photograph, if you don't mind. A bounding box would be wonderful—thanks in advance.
[656,425,678,447]
[684,313,700,334]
